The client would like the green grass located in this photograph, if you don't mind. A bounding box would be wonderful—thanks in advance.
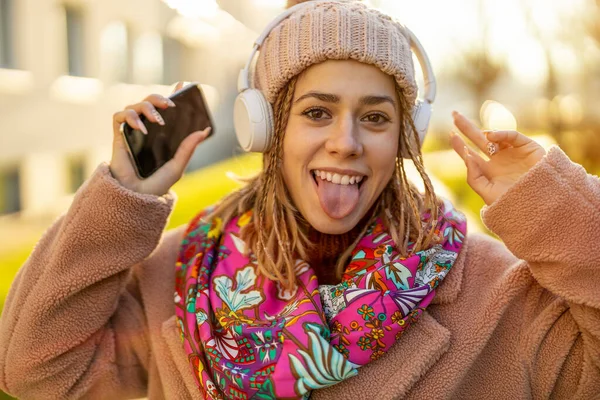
[0,246,36,316]
[166,153,262,229]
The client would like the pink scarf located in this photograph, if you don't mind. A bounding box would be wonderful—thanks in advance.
[175,199,466,399]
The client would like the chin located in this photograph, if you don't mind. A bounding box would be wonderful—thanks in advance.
[301,207,365,235]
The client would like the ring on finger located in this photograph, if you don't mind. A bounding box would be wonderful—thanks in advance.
[486,141,498,157]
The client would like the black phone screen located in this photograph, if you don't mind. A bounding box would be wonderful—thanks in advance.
[122,83,214,178]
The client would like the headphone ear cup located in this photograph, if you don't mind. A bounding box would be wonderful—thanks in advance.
[401,100,432,159]
[234,89,274,152]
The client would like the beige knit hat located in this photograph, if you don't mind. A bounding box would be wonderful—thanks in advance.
[254,0,418,106]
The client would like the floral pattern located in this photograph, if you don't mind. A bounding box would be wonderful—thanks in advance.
[175,200,467,399]
[289,323,359,396]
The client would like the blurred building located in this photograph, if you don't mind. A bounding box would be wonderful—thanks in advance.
[0,0,280,221]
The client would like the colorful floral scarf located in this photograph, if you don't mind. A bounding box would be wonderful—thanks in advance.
[175,198,467,399]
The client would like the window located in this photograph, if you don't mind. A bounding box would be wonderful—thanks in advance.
[100,21,131,82]
[65,5,85,76]
[66,156,85,193]
[0,0,14,68]
[0,167,21,215]
[162,35,183,85]
[133,32,163,84]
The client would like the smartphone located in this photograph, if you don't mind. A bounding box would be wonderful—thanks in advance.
[121,83,215,179]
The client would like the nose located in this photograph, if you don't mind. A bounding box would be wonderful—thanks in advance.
[324,115,363,159]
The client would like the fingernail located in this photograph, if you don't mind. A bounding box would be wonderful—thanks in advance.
[452,110,460,118]
[485,130,497,140]
[463,146,470,156]
[153,110,165,125]
[166,98,176,107]
[201,127,212,138]
[449,130,456,138]
[138,120,148,134]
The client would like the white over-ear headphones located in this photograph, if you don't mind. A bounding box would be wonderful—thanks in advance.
[233,3,437,158]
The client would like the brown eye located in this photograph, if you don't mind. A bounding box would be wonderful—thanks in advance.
[309,110,324,119]
[303,107,331,121]
[362,113,390,124]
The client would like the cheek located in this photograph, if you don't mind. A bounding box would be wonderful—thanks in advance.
[281,141,293,189]
[281,125,306,187]
[369,132,399,180]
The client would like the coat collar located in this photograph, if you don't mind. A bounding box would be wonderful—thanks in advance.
[431,231,468,305]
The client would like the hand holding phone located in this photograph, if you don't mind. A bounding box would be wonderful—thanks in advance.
[110,82,213,196]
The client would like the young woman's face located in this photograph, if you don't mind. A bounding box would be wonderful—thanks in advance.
[282,60,401,234]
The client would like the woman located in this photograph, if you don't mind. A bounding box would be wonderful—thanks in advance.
[1,1,599,399]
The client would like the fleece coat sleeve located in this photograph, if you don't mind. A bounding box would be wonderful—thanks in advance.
[0,163,175,399]
[481,145,600,398]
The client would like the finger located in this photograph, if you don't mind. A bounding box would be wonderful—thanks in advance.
[452,111,489,155]
[449,130,468,161]
[463,146,491,198]
[450,130,492,180]
[116,109,147,134]
[112,119,126,148]
[483,130,532,148]
[483,131,512,151]
[449,130,489,164]
[163,128,212,177]
[144,93,176,109]
[171,81,185,95]
[128,101,165,126]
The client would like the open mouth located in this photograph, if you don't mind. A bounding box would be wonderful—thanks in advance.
[310,169,367,219]
[311,169,367,189]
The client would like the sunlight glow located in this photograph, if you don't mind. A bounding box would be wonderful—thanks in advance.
[162,0,219,19]
[251,0,287,6]
[166,16,221,47]
[555,95,583,126]
[480,101,518,131]
[505,38,548,86]
[378,0,586,85]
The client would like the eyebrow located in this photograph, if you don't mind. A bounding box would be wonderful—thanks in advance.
[294,91,396,110]
[295,91,340,104]
[361,95,396,110]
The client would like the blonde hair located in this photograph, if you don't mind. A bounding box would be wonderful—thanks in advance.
[207,77,440,290]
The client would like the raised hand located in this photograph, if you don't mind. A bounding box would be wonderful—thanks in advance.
[449,111,547,206]
[110,82,210,196]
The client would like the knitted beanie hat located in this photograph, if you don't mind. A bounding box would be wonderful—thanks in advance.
[254,0,418,106]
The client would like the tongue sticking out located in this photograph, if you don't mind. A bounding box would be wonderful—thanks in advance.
[316,178,360,219]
